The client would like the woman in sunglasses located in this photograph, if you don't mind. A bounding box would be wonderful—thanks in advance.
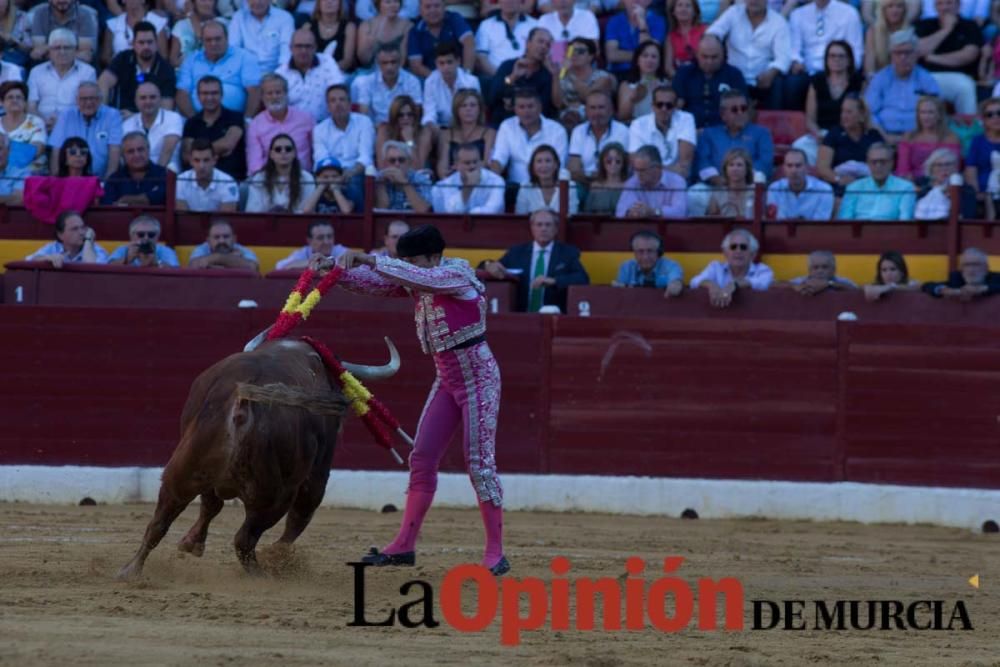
[376,95,431,169]
[617,40,670,122]
[552,37,615,129]
[245,133,319,213]
[57,137,93,177]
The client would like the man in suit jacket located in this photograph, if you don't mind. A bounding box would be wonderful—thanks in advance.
[482,208,589,312]
[922,248,1000,301]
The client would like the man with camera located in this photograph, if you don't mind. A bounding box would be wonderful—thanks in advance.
[106,215,180,268]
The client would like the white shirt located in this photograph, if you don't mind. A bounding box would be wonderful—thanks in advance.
[431,168,506,213]
[312,112,375,170]
[350,68,423,125]
[245,169,317,213]
[515,181,580,215]
[27,61,97,121]
[491,116,568,184]
[227,6,295,73]
[421,67,480,127]
[627,110,697,167]
[474,14,538,71]
[276,54,346,122]
[707,6,792,85]
[537,9,599,63]
[690,260,774,290]
[568,119,630,177]
[788,1,863,74]
[106,13,169,58]
[914,185,952,220]
[122,108,184,172]
[176,168,239,211]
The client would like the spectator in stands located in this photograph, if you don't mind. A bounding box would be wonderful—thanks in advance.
[690,228,774,307]
[176,138,239,212]
[0,82,47,174]
[838,143,917,219]
[356,0,412,67]
[176,20,262,117]
[0,0,30,68]
[966,97,1000,195]
[228,0,294,73]
[30,0,98,64]
[706,147,754,218]
[27,30,97,131]
[672,34,747,129]
[490,88,568,185]
[567,90,629,186]
[863,250,921,300]
[181,75,247,181]
[488,27,556,125]
[666,0,706,76]
[616,40,671,123]
[628,84,696,180]
[788,250,858,295]
[372,219,410,257]
[351,44,423,125]
[247,74,314,174]
[107,215,180,267]
[583,141,628,213]
[785,0,864,110]
[356,0,419,23]
[276,220,347,270]
[612,230,684,295]
[706,0,792,109]
[55,136,92,177]
[766,148,835,220]
[552,37,614,128]
[431,141,505,212]
[802,41,866,159]
[482,208,590,312]
[122,82,184,172]
[915,147,977,218]
[374,140,432,211]
[102,0,169,64]
[303,0,356,73]
[313,84,374,211]
[188,219,259,271]
[816,95,885,193]
[26,209,107,266]
[0,134,26,204]
[421,41,480,131]
[311,157,356,213]
[275,28,346,123]
[605,0,667,75]
[896,96,961,180]
[246,133,317,213]
[170,0,227,67]
[102,132,168,206]
[538,0,599,66]
[377,95,431,169]
[516,144,579,214]
[474,0,537,76]
[435,88,494,179]
[694,90,774,189]
[48,82,120,178]
[864,0,911,75]
[914,0,981,115]
[97,21,175,116]
[407,0,474,77]
[922,247,1000,299]
[616,144,688,218]
[865,29,941,142]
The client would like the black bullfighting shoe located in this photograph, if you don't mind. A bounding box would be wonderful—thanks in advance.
[361,547,415,566]
[489,556,511,576]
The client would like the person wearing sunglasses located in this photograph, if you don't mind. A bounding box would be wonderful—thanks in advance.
[245,133,318,213]
[551,37,614,127]
[964,97,1000,195]
[106,215,180,268]
[537,0,599,66]
[246,74,314,175]
[374,139,432,211]
[376,94,431,169]
[784,0,863,111]
[627,84,696,180]
[690,228,774,308]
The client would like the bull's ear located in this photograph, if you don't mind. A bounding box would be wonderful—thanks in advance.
[243,325,274,352]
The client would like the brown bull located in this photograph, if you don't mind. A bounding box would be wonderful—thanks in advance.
[117,337,399,579]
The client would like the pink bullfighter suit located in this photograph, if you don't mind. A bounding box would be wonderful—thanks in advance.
[339,256,504,568]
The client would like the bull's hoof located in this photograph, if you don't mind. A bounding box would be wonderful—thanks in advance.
[361,547,415,567]
[177,539,205,557]
[115,562,142,581]
[489,556,511,577]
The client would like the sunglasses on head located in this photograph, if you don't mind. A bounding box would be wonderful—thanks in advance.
[135,231,158,239]
[728,104,749,113]
[729,243,748,251]
[272,145,295,153]
[67,147,89,156]
[655,100,675,110]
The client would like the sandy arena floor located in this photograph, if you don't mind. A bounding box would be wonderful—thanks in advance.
[0,502,997,666]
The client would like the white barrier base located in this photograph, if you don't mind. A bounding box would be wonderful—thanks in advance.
[1,466,997,530]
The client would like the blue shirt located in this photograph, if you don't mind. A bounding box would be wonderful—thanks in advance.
[189,242,259,263]
[48,105,123,177]
[837,175,916,221]
[26,240,109,263]
[864,65,941,135]
[227,6,295,74]
[604,11,666,72]
[407,12,472,71]
[695,123,774,181]
[616,257,683,288]
[0,162,28,196]
[766,176,835,220]
[967,134,1000,191]
[177,47,263,114]
[107,244,180,267]
[101,163,169,206]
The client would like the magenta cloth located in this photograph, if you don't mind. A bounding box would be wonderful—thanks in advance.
[23,176,105,224]
[246,106,314,174]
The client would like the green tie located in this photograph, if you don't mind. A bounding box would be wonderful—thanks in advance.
[529,248,546,312]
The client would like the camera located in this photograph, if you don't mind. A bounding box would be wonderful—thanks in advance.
[137,241,155,255]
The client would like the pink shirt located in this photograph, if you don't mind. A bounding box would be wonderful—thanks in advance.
[246,106,314,174]
[894,140,961,180]
[669,25,707,70]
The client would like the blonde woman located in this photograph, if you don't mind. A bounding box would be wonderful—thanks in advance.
[864,0,913,76]
[896,96,961,180]
[435,89,495,179]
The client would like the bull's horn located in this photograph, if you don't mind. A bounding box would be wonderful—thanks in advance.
[243,325,274,352]
[342,337,400,381]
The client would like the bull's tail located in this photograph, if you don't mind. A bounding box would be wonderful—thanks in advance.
[234,382,347,416]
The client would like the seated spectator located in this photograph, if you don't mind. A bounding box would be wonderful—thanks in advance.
[25,209,107,267]
[181,75,247,181]
[431,142,505,213]
[785,0,864,110]
[122,82,184,172]
[176,138,239,212]
[690,227,774,307]
[965,97,1000,196]
[604,0,667,75]
[695,90,773,187]
[922,247,1000,299]
[176,20,262,118]
[170,0,228,67]
[0,82,47,174]
[706,0,791,109]
[800,41,865,164]
[516,144,579,214]
[616,40,671,123]
[915,147,977,219]
[246,133,317,213]
[612,230,684,296]
[480,208,589,312]
[787,250,858,295]
[896,96,961,180]
[26,29,97,131]
[313,84,374,211]
[247,74,314,175]
[490,88,568,185]
[375,140,432,211]
[276,220,347,270]
[567,90,629,185]
[103,0,169,64]
[816,95,885,194]
[356,0,420,22]
[583,142,629,214]
[107,215,180,267]
[372,219,410,257]
[98,20,176,116]
[551,37,614,128]
[421,41,480,131]
[666,0,707,76]
[766,149,835,220]
[30,0,98,64]
[706,147,754,218]
[864,0,911,76]
[356,0,412,67]
[488,27,556,126]
[615,144,687,218]
[0,0,30,68]
[838,143,917,220]
[188,219,259,271]
[672,34,746,129]
[406,0,474,77]
[914,0,981,115]
[628,85,696,180]
[101,132,168,206]
[48,82,121,179]
[864,250,921,301]
[228,0,294,73]
[538,0,599,65]
[377,95,431,169]
[303,0,356,73]
[22,136,102,221]
[351,44,423,125]
[865,29,941,142]
[435,88,495,180]
[275,28,346,123]
[55,136,93,177]
[473,0,537,77]
[311,157,356,213]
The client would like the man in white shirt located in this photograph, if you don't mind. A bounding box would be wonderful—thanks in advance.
[350,44,424,124]
[567,89,629,185]
[122,82,184,172]
[474,0,537,76]
[421,41,480,129]
[432,142,505,213]
[690,228,774,307]
[176,139,239,212]
[537,0,599,64]
[312,84,375,211]
[785,0,864,110]
[275,28,345,122]
[627,84,697,180]
[766,149,835,220]
[26,29,97,130]
[227,0,295,74]
[489,88,568,184]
